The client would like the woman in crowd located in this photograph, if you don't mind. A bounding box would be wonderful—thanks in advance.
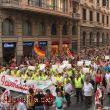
[44,89,54,110]
[27,88,36,110]
[98,82,105,106]
[95,69,103,91]
[55,91,66,110]
[33,90,45,110]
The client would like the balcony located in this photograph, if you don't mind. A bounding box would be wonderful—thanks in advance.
[1,0,71,18]
[94,22,104,28]
[72,13,80,20]
[0,0,21,9]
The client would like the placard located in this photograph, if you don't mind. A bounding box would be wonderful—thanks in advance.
[82,67,90,73]
[105,56,110,60]
[77,61,83,66]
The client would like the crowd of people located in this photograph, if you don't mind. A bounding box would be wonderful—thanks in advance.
[0,47,110,110]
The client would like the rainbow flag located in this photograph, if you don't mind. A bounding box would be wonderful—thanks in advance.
[34,45,45,57]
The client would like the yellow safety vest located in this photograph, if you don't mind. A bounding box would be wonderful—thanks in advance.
[63,78,71,85]
[16,70,20,77]
[75,77,82,88]
[11,70,15,76]
[81,73,85,81]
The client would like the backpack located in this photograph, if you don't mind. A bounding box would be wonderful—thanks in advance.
[55,97,63,109]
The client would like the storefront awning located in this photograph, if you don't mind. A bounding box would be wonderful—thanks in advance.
[63,41,69,44]
[52,41,59,45]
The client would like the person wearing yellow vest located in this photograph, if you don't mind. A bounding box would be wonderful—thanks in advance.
[74,73,83,103]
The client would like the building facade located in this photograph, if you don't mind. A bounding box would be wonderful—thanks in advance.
[0,0,80,63]
[80,0,110,49]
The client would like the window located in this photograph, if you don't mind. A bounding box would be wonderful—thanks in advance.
[2,18,14,36]
[82,32,86,46]
[102,0,107,6]
[89,0,93,3]
[72,25,76,35]
[62,0,66,12]
[39,22,46,36]
[90,32,92,45]
[97,0,99,3]
[62,25,67,35]
[51,24,57,35]
[102,33,104,44]
[102,15,105,24]
[52,0,56,10]
[97,32,100,46]
[83,9,86,20]
[97,12,100,22]
[107,0,109,9]
[90,11,93,21]
[106,33,109,44]
[23,20,32,36]
[107,16,109,25]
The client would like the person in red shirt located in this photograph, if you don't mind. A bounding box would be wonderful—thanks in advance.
[95,69,103,91]
[44,89,54,110]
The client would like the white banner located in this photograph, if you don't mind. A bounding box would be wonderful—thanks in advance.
[0,74,52,94]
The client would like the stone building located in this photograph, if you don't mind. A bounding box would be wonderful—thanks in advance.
[80,0,110,49]
[0,0,80,63]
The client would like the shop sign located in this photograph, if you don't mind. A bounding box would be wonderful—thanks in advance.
[3,43,16,48]
[38,41,48,46]
[52,41,59,45]
[23,42,34,46]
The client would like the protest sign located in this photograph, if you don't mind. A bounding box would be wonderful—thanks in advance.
[77,61,83,66]
[62,61,69,65]
[52,65,58,70]
[105,56,110,60]
[85,60,91,66]
[82,67,90,73]
[28,66,35,71]
[39,64,46,71]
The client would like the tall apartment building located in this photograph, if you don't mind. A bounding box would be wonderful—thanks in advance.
[0,0,80,63]
[80,0,110,49]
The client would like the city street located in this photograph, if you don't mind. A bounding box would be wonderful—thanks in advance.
[1,0,110,110]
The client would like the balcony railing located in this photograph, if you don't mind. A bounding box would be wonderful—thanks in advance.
[1,0,20,5]
[1,0,68,14]
[28,0,68,13]
[72,13,80,20]
[72,0,80,3]
[95,22,104,28]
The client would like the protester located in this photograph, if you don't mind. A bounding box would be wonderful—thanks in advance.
[98,82,105,106]
[33,90,45,110]
[27,88,36,110]
[74,73,83,103]
[44,89,54,110]
[64,80,72,107]
[55,91,66,110]
[95,69,103,91]
[12,98,27,110]
[83,78,93,107]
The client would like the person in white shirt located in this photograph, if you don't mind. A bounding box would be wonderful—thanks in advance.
[12,100,27,110]
[64,80,73,107]
[0,88,10,110]
[83,79,93,106]
[105,71,110,82]
[105,71,110,94]
[0,88,10,103]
